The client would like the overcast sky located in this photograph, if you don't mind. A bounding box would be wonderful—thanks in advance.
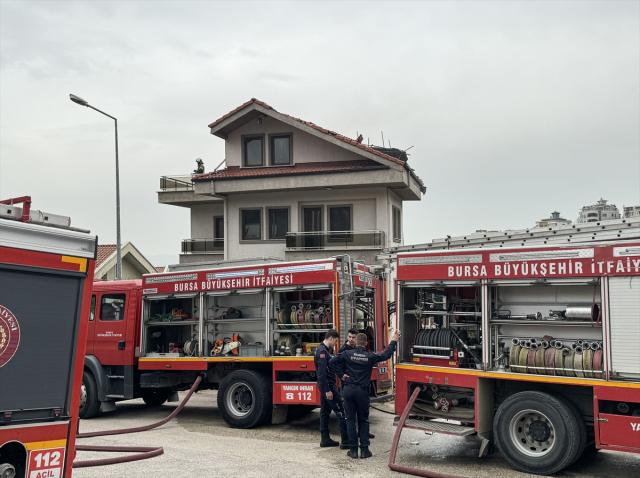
[1,0,639,266]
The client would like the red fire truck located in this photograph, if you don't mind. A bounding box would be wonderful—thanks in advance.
[0,197,96,478]
[81,257,392,428]
[391,242,640,475]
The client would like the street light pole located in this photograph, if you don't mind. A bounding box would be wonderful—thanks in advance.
[69,94,122,280]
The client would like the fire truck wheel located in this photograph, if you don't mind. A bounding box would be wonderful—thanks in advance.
[217,370,272,428]
[0,463,16,478]
[493,391,584,475]
[79,371,100,419]
[142,390,170,407]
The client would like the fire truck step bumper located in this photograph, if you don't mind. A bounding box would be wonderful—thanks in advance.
[393,415,476,436]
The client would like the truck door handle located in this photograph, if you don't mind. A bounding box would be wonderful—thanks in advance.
[118,341,125,350]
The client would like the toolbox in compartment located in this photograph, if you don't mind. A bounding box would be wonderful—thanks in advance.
[237,344,265,357]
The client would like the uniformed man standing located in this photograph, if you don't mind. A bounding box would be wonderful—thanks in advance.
[339,328,358,353]
[314,329,348,448]
[330,329,400,458]
[338,327,376,440]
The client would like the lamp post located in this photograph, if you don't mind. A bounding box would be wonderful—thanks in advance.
[69,93,122,280]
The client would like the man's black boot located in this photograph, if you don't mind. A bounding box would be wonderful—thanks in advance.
[347,448,359,459]
[360,447,373,459]
[339,435,350,449]
[320,433,339,447]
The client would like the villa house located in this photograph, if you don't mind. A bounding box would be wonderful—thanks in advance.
[158,98,425,264]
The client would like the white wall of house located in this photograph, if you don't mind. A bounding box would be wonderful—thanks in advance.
[190,202,225,239]
[223,187,391,260]
[388,189,403,246]
[225,116,365,167]
[100,259,145,280]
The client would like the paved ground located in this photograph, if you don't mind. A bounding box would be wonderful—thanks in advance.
[74,390,639,478]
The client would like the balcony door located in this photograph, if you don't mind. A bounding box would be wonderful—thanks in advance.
[214,216,224,246]
[302,206,323,248]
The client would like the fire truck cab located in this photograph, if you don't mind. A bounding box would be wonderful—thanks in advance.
[0,197,96,478]
[392,242,640,475]
[82,257,392,428]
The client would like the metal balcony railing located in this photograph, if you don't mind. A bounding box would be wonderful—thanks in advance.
[160,176,194,191]
[285,230,385,250]
[181,238,224,254]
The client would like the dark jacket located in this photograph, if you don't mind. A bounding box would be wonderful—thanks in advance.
[314,342,336,395]
[330,341,397,389]
[339,342,355,354]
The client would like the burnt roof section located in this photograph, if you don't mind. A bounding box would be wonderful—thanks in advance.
[371,146,408,162]
[193,160,386,182]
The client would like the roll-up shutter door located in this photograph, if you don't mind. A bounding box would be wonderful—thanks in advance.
[608,276,640,379]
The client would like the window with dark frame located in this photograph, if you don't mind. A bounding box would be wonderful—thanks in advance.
[241,208,262,240]
[100,294,126,321]
[214,216,224,240]
[393,206,402,242]
[243,135,264,167]
[270,134,292,165]
[328,205,352,243]
[328,205,352,231]
[268,208,289,240]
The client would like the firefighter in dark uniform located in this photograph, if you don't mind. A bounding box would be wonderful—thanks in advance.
[330,329,400,458]
[314,329,348,447]
[338,327,375,440]
[339,328,358,353]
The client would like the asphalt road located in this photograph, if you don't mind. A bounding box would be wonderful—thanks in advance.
[73,391,639,478]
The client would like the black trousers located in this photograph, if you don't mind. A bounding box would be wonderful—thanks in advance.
[319,388,348,440]
[343,384,370,448]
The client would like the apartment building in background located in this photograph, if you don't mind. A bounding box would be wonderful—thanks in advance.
[158,99,425,264]
[577,198,621,223]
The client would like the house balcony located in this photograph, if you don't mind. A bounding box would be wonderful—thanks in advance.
[285,230,385,251]
[179,238,224,265]
[181,238,224,254]
[158,175,220,207]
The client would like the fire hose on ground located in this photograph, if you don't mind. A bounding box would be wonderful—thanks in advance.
[73,374,204,468]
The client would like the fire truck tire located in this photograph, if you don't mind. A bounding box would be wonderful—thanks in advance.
[218,370,272,428]
[0,463,16,478]
[142,390,170,407]
[80,371,100,419]
[493,391,584,475]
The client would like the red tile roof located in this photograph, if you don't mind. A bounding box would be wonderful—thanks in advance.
[207,98,425,192]
[194,160,386,181]
[96,244,117,266]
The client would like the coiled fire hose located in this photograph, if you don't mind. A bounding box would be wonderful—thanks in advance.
[73,374,204,468]
[508,338,602,376]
